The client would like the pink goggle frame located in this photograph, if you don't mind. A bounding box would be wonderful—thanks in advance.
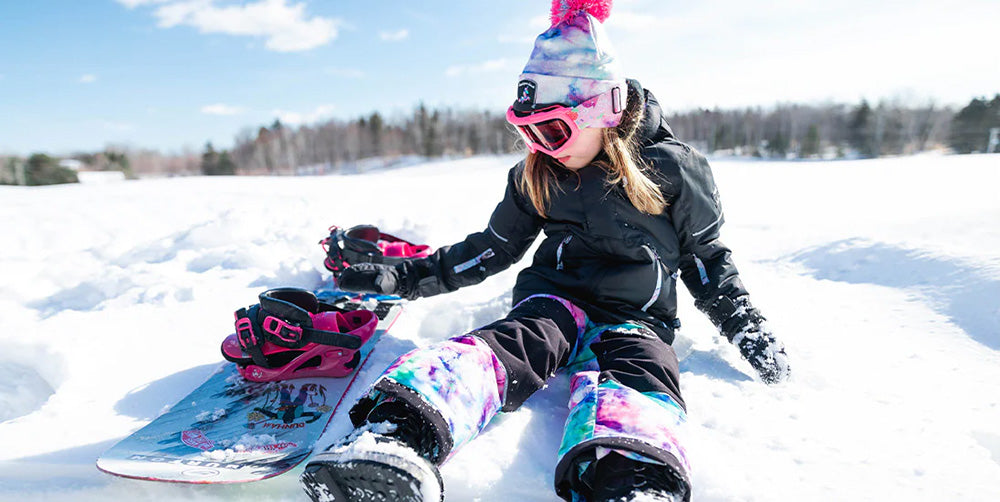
[506,85,625,157]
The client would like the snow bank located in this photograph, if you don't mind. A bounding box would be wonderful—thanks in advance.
[76,171,126,184]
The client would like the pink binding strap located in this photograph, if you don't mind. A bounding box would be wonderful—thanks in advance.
[235,316,257,349]
[221,308,379,381]
[262,315,304,344]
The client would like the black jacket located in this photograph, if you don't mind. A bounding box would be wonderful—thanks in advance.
[400,81,749,344]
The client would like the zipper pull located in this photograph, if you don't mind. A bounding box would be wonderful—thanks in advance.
[556,235,573,270]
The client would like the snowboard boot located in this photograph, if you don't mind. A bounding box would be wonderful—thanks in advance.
[301,401,444,502]
[585,452,687,502]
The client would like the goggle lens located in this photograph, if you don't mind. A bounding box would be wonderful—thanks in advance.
[517,118,573,152]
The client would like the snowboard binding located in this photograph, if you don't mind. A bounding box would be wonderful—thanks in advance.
[222,288,378,381]
[320,224,431,273]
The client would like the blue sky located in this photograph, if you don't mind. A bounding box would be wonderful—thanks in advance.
[1,0,998,155]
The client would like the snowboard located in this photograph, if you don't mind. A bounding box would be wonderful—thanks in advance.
[96,292,402,484]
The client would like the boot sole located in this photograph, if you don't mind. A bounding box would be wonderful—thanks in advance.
[301,454,442,502]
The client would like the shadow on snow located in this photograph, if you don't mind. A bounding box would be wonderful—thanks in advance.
[782,238,1000,350]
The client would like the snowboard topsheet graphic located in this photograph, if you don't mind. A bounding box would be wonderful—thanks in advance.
[96,298,401,484]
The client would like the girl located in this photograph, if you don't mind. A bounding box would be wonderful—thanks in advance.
[300,2,789,501]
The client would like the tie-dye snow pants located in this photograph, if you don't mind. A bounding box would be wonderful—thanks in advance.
[348,294,691,501]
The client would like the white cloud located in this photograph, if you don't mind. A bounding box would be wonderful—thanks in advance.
[498,14,549,44]
[445,58,512,78]
[603,0,1000,109]
[116,0,171,8]
[79,74,97,84]
[124,0,340,52]
[201,103,245,115]
[325,67,365,79]
[379,29,409,42]
[273,104,336,125]
[606,11,663,31]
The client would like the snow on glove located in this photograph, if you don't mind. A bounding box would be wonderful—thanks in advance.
[337,262,409,297]
[733,324,790,384]
[708,295,790,384]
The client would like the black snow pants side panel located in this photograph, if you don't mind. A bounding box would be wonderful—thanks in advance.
[469,296,580,412]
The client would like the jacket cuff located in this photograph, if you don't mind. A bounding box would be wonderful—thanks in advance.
[705,295,764,341]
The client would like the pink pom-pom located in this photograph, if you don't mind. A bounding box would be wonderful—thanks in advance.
[550,0,613,27]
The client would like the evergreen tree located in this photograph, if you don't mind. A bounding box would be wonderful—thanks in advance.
[801,124,821,158]
[25,153,78,185]
[767,132,789,158]
[416,102,430,156]
[369,112,384,157]
[713,124,731,152]
[848,100,875,157]
[216,151,237,175]
[949,95,1000,153]
[105,149,134,178]
[1,157,20,185]
[429,110,442,156]
[201,142,221,175]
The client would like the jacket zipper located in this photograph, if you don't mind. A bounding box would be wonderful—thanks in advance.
[452,247,495,274]
[556,235,573,270]
[640,244,665,312]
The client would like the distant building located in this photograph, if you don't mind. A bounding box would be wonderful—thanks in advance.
[58,159,84,171]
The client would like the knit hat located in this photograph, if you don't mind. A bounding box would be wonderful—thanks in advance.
[512,0,625,115]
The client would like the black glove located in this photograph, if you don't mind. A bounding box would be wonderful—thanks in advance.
[336,262,406,297]
[707,295,790,384]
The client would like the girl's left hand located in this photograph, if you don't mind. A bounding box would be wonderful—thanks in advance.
[337,262,402,296]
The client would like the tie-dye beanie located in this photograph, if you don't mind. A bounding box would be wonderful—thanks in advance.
[512,0,625,114]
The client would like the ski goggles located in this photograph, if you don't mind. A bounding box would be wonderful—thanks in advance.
[506,85,625,157]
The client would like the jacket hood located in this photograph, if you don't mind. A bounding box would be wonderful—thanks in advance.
[627,79,675,146]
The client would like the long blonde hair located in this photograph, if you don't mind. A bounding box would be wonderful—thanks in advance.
[517,86,666,217]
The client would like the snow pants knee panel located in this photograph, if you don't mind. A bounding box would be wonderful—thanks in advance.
[349,334,507,464]
[554,371,692,502]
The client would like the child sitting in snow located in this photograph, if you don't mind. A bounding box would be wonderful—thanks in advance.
[300,2,790,501]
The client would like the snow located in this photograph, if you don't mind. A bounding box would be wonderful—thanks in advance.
[200,433,287,462]
[76,171,126,184]
[2,152,1000,501]
[195,408,227,423]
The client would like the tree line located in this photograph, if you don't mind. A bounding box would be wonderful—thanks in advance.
[228,104,518,175]
[3,94,997,184]
[665,97,991,159]
[219,95,998,176]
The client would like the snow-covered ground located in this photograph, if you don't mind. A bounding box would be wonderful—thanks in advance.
[1,152,999,501]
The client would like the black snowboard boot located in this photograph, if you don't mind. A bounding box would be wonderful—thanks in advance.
[589,452,687,502]
[300,401,444,502]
